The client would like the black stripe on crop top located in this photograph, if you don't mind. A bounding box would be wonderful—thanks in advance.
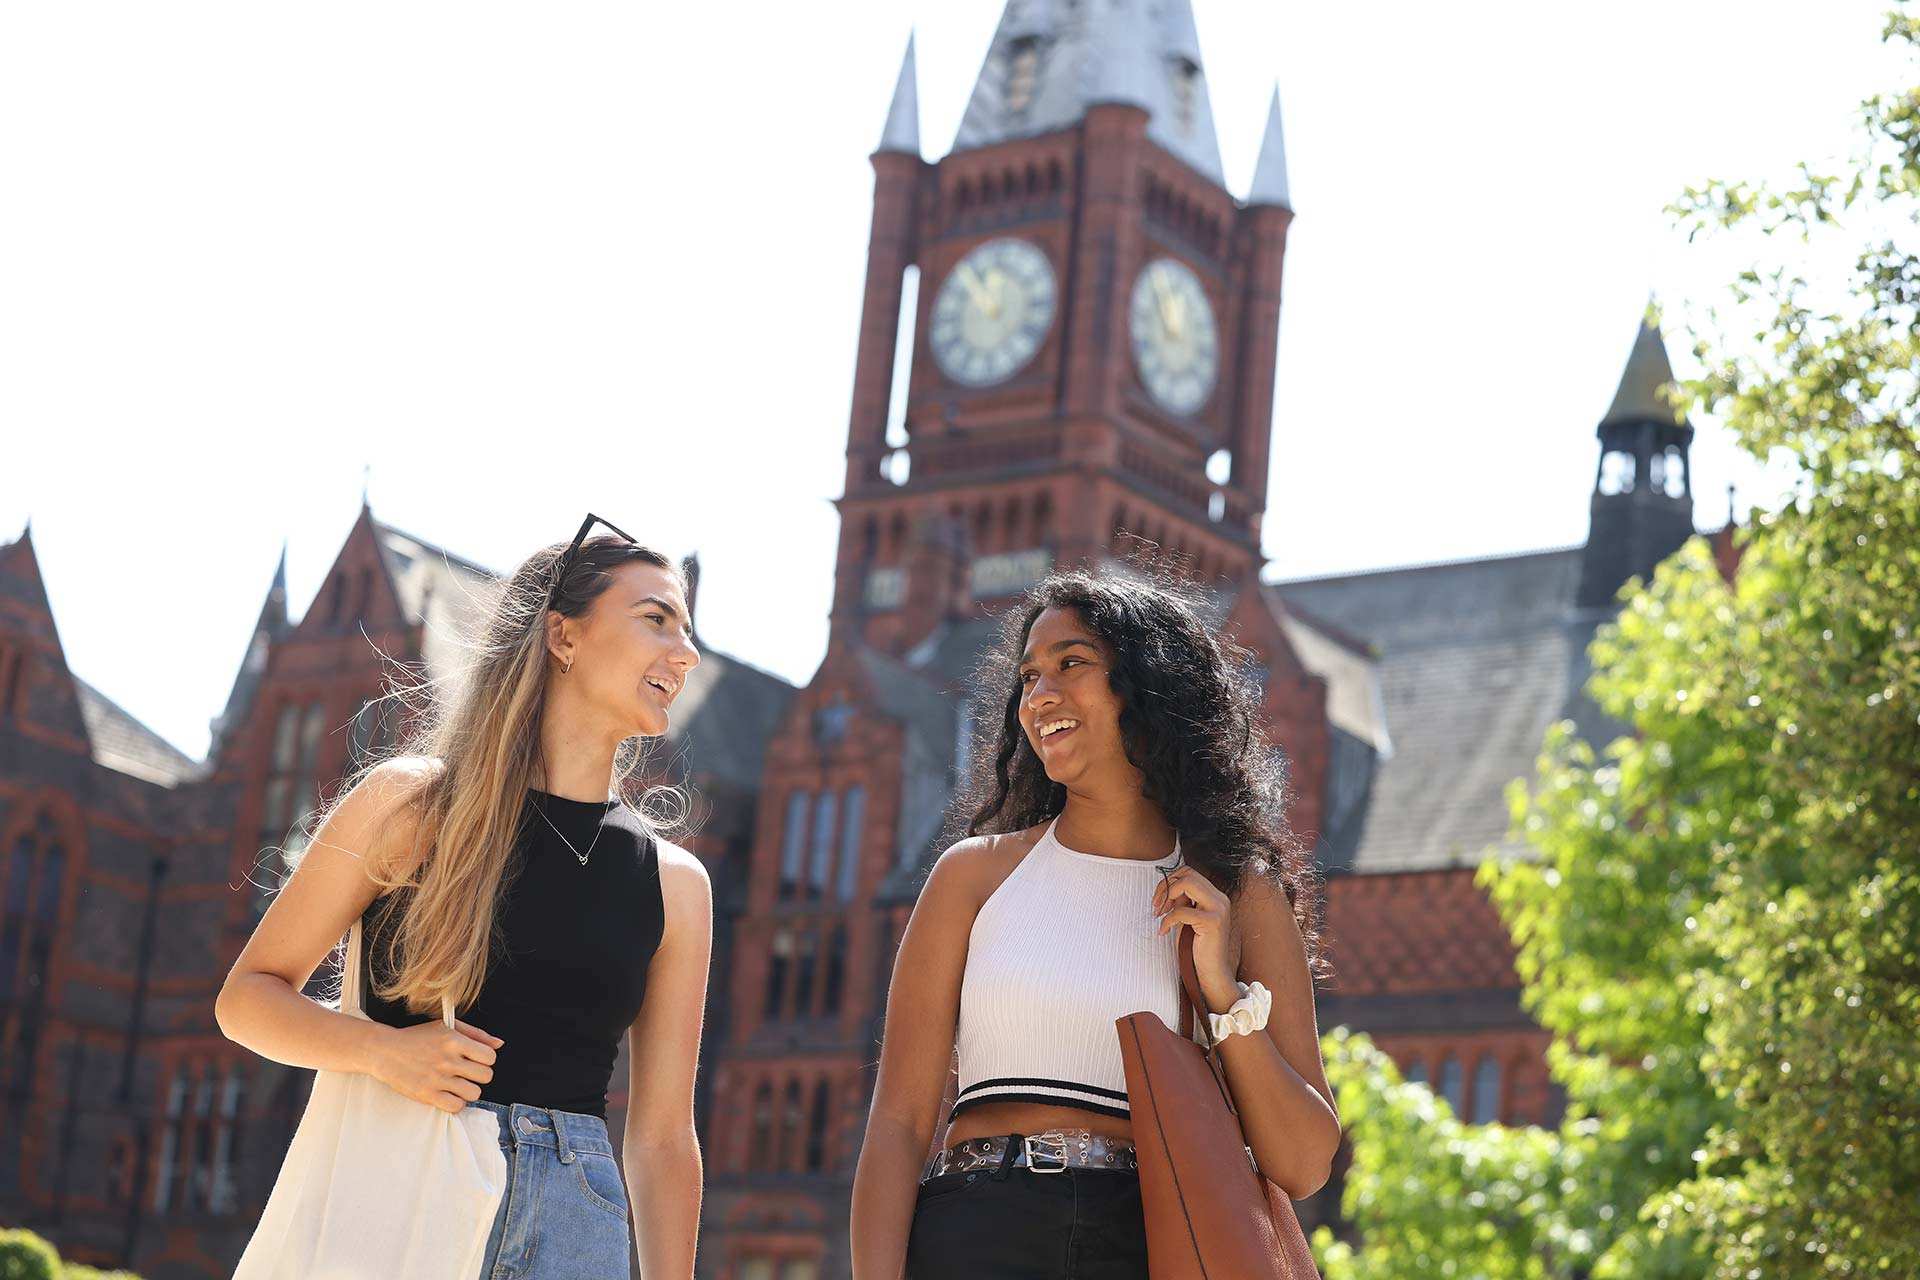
[358,789,666,1119]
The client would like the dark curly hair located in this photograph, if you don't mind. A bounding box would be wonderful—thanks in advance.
[957,568,1328,980]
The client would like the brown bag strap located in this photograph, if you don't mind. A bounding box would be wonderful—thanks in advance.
[1175,925,1260,1168]
[1177,926,1214,1050]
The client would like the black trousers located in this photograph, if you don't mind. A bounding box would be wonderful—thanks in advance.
[905,1156,1150,1280]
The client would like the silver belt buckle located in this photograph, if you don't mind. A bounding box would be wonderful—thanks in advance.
[1023,1133,1069,1174]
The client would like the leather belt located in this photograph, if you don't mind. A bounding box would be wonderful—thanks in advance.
[923,1130,1139,1180]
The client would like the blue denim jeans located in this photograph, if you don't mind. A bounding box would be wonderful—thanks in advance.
[468,1100,632,1279]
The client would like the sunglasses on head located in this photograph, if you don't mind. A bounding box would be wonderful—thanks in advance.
[547,513,639,609]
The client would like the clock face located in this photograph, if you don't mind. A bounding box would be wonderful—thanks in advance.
[929,238,1057,387]
[1130,257,1220,416]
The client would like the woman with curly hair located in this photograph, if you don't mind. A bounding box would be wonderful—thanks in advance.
[850,570,1341,1279]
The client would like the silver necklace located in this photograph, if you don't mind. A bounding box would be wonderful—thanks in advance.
[533,796,608,867]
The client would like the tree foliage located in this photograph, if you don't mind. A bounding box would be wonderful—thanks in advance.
[1315,7,1920,1276]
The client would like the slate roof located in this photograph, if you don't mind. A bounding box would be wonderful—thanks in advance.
[75,676,200,788]
[665,648,798,792]
[1271,546,1588,874]
[952,0,1226,186]
[373,523,503,683]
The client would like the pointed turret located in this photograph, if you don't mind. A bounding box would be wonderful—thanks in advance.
[1601,311,1682,429]
[262,542,290,634]
[952,0,1225,185]
[1248,85,1292,208]
[1577,304,1697,611]
[878,32,921,156]
[208,543,296,759]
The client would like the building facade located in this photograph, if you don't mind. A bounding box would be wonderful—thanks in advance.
[0,3,1722,1277]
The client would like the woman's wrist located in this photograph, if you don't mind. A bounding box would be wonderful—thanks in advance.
[1198,973,1242,1016]
[350,1017,399,1081]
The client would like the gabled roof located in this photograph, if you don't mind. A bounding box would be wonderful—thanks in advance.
[1262,589,1391,756]
[952,0,1226,186]
[372,522,502,682]
[75,676,200,788]
[1272,546,1588,874]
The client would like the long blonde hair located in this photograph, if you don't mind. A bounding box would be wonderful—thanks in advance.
[324,534,685,1016]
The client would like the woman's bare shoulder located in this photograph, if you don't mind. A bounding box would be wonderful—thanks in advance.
[920,823,1049,917]
[326,756,441,883]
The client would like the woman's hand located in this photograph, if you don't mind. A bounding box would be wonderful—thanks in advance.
[1152,865,1243,1014]
[368,1018,504,1114]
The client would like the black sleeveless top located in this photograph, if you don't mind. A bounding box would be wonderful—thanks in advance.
[359,790,666,1118]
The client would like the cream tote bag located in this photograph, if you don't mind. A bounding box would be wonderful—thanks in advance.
[233,917,509,1280]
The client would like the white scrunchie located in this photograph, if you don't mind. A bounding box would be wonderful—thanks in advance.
[1207,981,1272,1042]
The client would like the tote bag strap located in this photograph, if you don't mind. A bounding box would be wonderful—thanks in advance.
[343,913,458,1028]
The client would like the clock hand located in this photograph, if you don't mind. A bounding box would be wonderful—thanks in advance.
[958,264,994,312]
[985,269,1008,320]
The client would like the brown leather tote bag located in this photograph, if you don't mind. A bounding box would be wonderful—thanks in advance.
[1116,926,1321,1280]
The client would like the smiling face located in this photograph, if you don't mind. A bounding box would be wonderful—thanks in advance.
[548,560,700,739]
[1017,606,1133,792]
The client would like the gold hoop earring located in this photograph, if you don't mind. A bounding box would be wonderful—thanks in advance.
[562,658,573,675]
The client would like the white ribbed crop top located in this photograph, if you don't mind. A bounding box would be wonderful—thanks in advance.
[953,817,1189,1120]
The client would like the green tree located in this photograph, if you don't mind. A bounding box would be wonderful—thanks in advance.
[1314,7,1920,1277]
[0,1229,60,1280]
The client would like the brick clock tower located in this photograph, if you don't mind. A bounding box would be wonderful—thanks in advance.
[701,5,1309,1278]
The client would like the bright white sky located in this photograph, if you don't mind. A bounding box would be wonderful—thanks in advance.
[0,1,1898,759]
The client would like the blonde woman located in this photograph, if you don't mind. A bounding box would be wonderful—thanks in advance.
[217,516,711,1279]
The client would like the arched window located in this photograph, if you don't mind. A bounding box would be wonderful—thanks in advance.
[260,703,303,851]
[805,1079,831,1172]
[1598,450,1636,495]
[749,1081,775,1171]
[1438,1053,1464,1115]
[259,700,330,910]
[778,791,809,901]
[1470,1056,1502,1124]
[806,793,839,902]
[780,1080,805,1172]
[1402,1057,1427,1087]
[323,573,345,626]
[1,808,66,1104]
[836,787,866,903]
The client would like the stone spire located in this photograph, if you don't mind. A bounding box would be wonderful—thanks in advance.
[952,0,1226,186]
[878,32,921,156]
[1247,85,1292,208]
